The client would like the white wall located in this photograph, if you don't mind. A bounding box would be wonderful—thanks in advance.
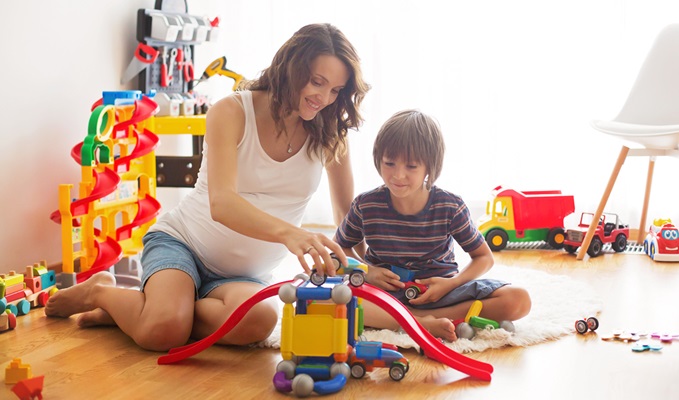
[2,0,679,274]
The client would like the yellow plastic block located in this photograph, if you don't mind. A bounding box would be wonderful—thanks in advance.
[5,358,32,385]
[465,300,483,323]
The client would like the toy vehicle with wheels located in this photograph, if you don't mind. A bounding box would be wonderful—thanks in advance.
[643,219,679,262]
[404,281,428,300]
[310,254,368,287]
[575,316,599,334]
[477,186,575,251]
[349,341,409,381]
[388,264,428,300]
[563,212,629,257]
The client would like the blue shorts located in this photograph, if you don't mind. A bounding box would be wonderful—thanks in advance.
[141,231,267,299]
[390,278,509,310]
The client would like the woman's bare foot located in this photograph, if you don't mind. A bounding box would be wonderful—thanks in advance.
[45,272,116,318]
[77,308,116,327]
[419,315,458,342]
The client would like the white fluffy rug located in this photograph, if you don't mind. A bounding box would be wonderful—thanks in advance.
[254,265,603,354]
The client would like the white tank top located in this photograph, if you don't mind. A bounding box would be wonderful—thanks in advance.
[149,91,324,282]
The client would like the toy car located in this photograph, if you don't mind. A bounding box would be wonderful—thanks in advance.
[643,219,679,262]
[404,281,428,300]
[389,265,428,300]
[563,212,629,257]
[575,316,599,334]
[349,341,409,381]
[310,254,368,287]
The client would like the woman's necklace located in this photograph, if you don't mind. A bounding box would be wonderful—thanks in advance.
[286,120,301,153]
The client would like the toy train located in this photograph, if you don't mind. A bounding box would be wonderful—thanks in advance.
[1,261,58,333]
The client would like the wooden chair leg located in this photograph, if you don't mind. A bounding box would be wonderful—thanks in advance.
[577,146,630,260]
[637,156,656,243]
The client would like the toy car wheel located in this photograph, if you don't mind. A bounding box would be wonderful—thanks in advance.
[389,364,406,381]
[575,319,589,334]
[404,286,419,300]
[564,244,578,254]
[309,270,327,286]
[587,237,603,257]
[643,240,649,255]
[350,363,366,379]
[349,271,365,287]
[330,253,342,272]
[650,243,656,260]
[486,229,508,251]
[547,228,566,249]
[612,234,627,252]
[587,317,599,331]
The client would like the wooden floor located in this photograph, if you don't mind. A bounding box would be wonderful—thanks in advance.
[2,248,679,399]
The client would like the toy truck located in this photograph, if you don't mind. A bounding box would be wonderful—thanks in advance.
[477,186,575,251]
[563,212,629,257]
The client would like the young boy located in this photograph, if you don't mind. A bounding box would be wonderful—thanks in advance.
[334,109,531,341]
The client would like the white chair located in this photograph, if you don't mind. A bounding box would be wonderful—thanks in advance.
[577,24,679,260]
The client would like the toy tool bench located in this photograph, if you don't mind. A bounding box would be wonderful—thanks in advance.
[122,1,243,188]
[123,1,209,188]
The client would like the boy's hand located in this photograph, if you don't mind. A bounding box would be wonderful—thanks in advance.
[366,266,405,292]
[407,276,456,305]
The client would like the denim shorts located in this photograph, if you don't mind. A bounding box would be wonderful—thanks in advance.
[141,231,267,299]
[391,278,509,310]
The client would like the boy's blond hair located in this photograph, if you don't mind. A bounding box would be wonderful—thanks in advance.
[372,109,445,190]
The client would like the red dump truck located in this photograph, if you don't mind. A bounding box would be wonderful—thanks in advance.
[477,186,575,251]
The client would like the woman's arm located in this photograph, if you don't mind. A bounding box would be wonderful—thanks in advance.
[204,96,340,274]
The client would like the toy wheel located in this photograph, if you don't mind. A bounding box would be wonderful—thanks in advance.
[389,364,406,381]
[575,320,588,334]
[485,229,508,251]
[547,228,566,249]
[16,299,31,316]
[7,313,17,330]
[404,286,419,300]
[350,363,366,379]
[564,244,578,254]
[650,243,656,260]
[309,270,327,286]
[587,237,603,258]
[37,291,50,307]
[612,234,627,252]
[587,317,599,331]
[330,253,342,271]
[349,271,365,287]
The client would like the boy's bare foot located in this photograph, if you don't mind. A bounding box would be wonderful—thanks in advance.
[77,308,116,327]
[419,315,458,342]
[45,272,116,318]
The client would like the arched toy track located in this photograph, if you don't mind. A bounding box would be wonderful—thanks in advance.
[157,279,493,382]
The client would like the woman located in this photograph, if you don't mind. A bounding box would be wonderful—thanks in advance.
[46,23,371,351]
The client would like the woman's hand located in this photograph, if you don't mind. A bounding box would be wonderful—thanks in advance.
[366,266,405,292]
[285,230,347,276]
[407,276,456,306]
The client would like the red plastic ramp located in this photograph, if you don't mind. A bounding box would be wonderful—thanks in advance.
[76,235,123,284]
[116,195,161,241]
[351,284,493,381]
[158,280,295,365]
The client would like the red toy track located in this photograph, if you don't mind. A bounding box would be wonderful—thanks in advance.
[158,280,493,381]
